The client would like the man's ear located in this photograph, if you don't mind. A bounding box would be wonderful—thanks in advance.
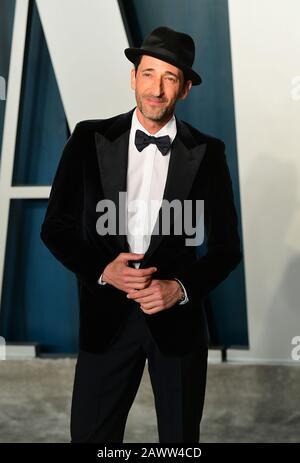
[179,80,192,100]
[130,68,136,91]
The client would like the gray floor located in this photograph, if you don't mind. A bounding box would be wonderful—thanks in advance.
[0,358,299,443]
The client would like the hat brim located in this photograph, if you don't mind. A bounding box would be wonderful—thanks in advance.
[124,48,202,86]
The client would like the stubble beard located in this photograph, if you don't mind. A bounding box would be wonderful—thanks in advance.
[136,93,176,122]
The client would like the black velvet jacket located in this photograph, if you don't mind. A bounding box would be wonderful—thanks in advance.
[40,108,242,356]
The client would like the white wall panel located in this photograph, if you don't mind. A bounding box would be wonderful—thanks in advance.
[36,0,134,130]
[228,0,300,361]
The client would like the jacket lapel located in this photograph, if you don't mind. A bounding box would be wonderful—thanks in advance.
[95,109,134,253]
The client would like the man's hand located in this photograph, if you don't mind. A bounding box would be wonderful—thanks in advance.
[102,253,157,292]
[126,279,183,315]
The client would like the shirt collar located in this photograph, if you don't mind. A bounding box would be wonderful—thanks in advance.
[131,107,177,143]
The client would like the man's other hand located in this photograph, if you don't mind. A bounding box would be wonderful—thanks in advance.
[101,253,157,292]
[126,279,182,314]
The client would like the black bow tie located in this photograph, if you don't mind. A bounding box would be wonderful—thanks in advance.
[135,129,171,156]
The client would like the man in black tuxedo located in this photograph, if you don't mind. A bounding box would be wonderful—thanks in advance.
[41,26,242,443]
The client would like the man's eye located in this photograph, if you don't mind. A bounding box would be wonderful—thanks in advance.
[143,73,151,77]
[166,77,176,82]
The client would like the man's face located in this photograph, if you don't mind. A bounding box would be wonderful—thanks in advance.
[131,55,192,123]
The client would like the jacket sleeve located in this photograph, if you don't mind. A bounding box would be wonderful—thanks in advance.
[172,141,242,302]
[40,122,110,283]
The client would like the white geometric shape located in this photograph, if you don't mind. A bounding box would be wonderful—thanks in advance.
[5,343,37,359]
[228,0,300,361]
[36,0,135,131]
[9,186,51,198]
[0,336,6,360]
[208,348,223,364]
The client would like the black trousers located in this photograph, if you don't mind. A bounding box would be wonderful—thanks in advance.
[70,302,208,443]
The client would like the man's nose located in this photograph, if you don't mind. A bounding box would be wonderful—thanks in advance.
[151,77,164,96]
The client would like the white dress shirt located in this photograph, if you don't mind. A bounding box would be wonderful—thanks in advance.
[98,108,188,305]
[127,108,176,259]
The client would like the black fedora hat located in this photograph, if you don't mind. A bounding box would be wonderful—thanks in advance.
[124,26,202,86]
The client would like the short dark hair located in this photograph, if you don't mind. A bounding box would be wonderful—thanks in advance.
[134,54,189,89]
[133,55,142,73]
